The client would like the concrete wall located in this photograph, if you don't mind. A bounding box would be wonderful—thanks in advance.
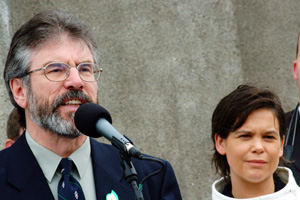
[0,0,299,199]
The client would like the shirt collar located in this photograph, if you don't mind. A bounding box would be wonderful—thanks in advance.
[25,130,91,182]
[69,136,91,179]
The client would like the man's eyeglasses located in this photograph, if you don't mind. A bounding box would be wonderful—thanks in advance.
[19,62,103,82]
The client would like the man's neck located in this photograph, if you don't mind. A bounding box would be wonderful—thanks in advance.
[26,119,87,157]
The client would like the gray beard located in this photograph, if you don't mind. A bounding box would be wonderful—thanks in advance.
[27,90,92,138]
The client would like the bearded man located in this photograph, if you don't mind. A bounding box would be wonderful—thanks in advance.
[0,9,182,200]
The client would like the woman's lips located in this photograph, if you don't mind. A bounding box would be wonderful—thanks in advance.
[247,160,267,167]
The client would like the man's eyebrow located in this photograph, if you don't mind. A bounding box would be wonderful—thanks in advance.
[78,60,94,63]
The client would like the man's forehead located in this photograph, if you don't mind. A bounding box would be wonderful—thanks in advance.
[31,36,93,62]
[33,34,89,53]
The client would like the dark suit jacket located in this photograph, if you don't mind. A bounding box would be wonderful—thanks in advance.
[0,133,182,200]
[285,108,300,185]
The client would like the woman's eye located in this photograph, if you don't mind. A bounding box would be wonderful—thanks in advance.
[239,134,251,138]
[264,135,275,140]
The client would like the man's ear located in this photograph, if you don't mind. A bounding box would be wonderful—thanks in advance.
[10,78,27,108]
[215,134,226,155]
[293,61,298,80]
[4,139,15,149]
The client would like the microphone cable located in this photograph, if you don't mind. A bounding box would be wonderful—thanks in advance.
[137,155,166,190]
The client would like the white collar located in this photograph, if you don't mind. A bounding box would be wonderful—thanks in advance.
[25,130,91,182]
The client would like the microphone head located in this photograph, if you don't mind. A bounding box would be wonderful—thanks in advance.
[74,103,112,138]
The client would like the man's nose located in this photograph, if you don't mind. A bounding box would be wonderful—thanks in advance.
[64,67,84,90]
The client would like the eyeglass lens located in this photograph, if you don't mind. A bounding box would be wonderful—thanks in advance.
[45,63,101,82]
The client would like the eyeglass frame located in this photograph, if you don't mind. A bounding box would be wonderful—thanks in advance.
[18,62,103,82]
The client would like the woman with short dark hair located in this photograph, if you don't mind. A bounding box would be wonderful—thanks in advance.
[211,85,300,199]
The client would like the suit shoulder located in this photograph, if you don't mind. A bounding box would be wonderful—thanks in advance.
[286,109,296,123]
[0,147,12,160]
[0,148,12,172]
[90,138,120,154]
[89,138,171,170]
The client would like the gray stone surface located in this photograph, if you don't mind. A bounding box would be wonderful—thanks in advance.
[0,0,299,199]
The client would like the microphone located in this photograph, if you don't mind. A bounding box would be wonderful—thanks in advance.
[74,103,142,159]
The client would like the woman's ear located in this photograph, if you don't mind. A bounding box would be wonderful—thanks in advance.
[279,135,285,157]
[10,78,28,108]
[215,134,226,155]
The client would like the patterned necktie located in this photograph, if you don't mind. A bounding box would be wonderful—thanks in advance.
[58,158,85,200]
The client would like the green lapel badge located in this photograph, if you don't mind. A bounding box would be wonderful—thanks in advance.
[106,190,119,200]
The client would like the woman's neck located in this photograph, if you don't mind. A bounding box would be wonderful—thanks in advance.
[231,176,275,198]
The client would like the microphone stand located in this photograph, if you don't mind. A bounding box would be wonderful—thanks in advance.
[121,154,144,200]
[111,137,144,200]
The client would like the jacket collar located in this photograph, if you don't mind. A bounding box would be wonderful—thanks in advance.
[6,134,135,199]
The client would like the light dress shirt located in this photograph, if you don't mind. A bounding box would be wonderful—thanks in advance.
[25,131,96,200]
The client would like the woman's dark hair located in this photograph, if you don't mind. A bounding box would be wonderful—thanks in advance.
[211,85,286,180]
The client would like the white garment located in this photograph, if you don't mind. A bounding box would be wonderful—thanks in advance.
[212,167,300,200]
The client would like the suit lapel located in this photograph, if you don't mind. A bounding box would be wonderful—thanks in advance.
[6,133,54,199]
[289,109,300,175]
[6,135,136,199]
[90,139,135,199]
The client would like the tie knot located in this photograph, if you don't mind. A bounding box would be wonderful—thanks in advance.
[60,158,73,175]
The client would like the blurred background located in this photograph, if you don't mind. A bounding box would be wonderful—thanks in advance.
[0,0,299,199]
